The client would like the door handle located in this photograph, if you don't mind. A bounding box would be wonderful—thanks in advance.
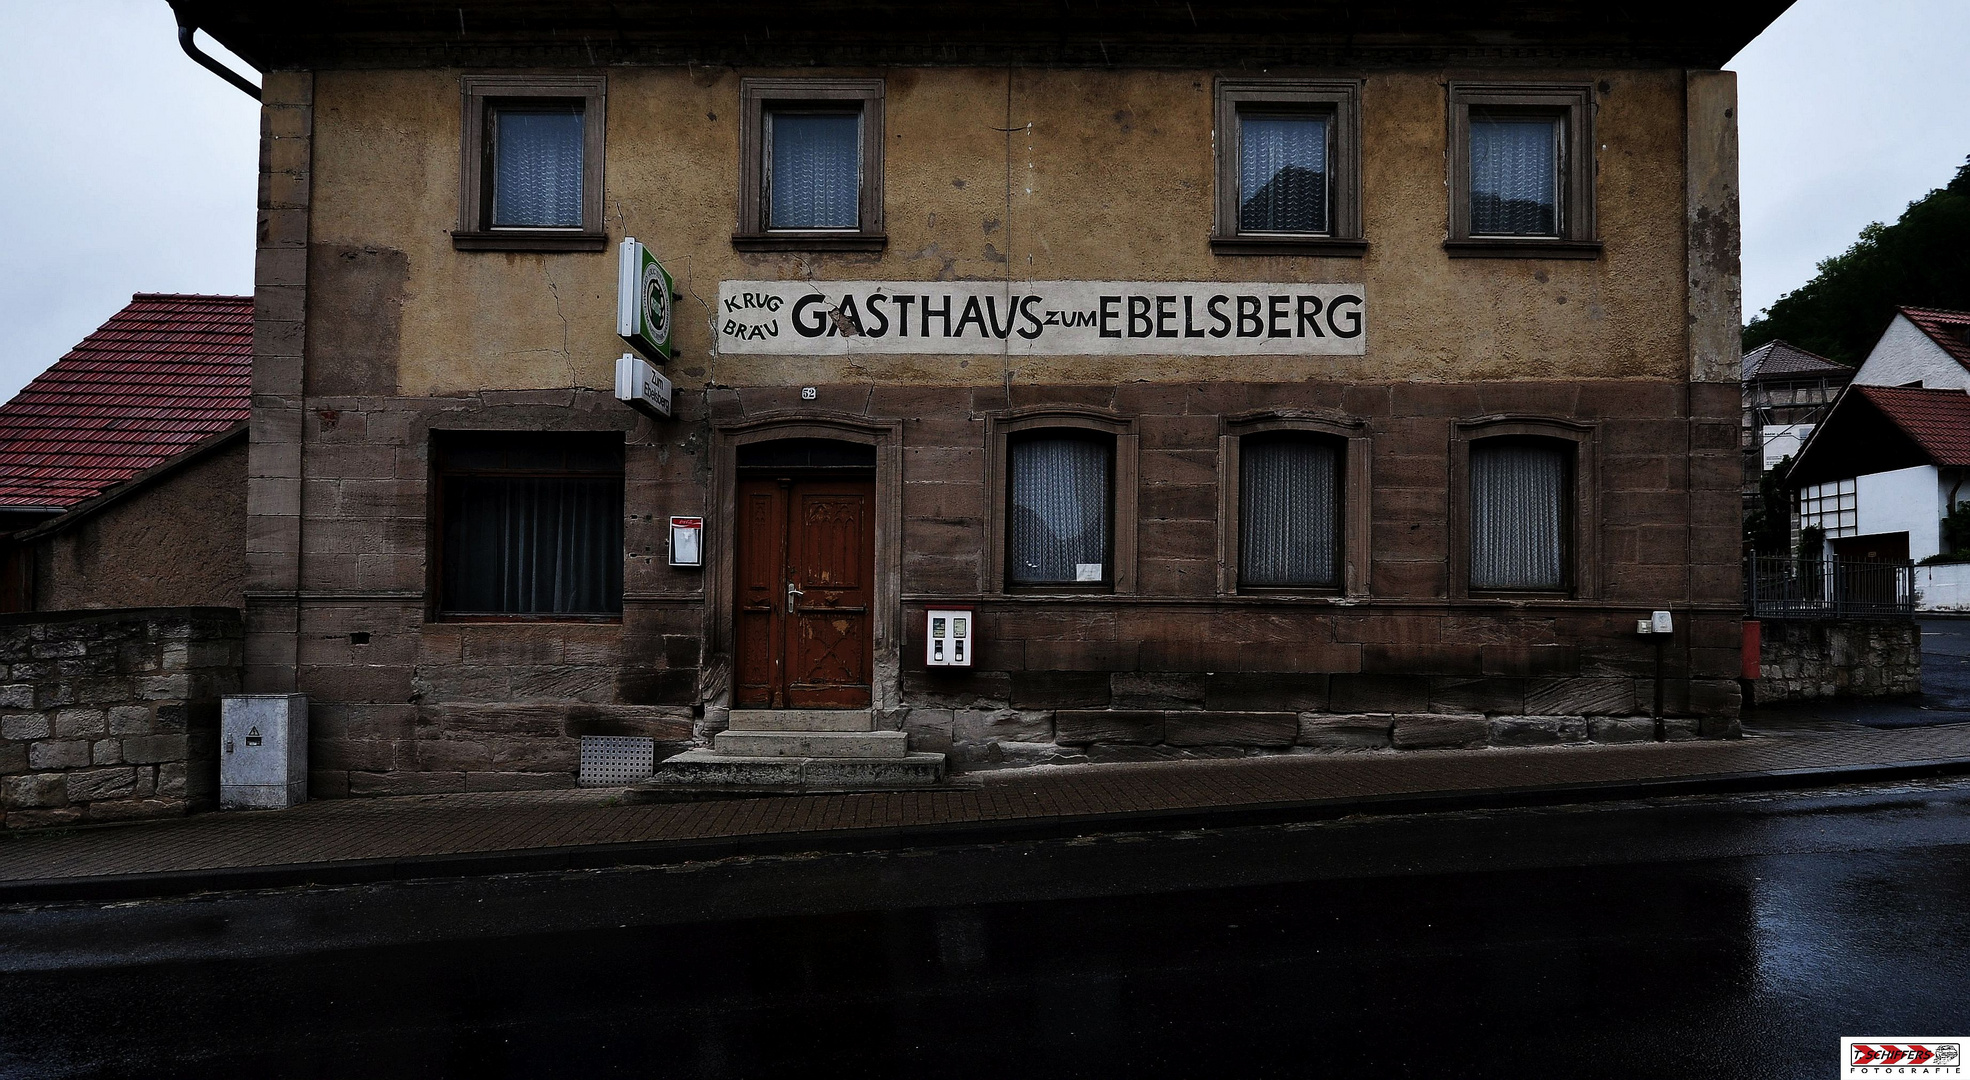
[786,583,804,614]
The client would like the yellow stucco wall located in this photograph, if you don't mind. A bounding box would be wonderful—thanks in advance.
[304,66,1690,396]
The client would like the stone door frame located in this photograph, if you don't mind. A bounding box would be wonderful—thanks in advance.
[707,412,903,714]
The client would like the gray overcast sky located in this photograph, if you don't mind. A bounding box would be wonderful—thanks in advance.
[1,0,1966,401]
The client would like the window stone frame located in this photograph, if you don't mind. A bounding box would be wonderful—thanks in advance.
[454,73,609,252]
[1217,411,1371,597]
[735,77,886,252]
[1444,81,1600,260]
[1212,78,1365,256]
[985,408,1138,596]
[1449,416,1599,600]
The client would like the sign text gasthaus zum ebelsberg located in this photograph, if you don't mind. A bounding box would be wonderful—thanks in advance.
[715,281,1365,356]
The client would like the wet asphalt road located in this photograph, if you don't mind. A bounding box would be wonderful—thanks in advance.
[1922,618,1970,712]
[3,780,1970,1079]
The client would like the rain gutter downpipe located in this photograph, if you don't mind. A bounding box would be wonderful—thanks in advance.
[176,16,261,100]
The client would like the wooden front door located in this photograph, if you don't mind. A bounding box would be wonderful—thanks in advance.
[734,476,876,708]
[1831,532,1910,564]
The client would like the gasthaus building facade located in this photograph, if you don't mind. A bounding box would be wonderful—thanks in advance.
[177,1,1780,796]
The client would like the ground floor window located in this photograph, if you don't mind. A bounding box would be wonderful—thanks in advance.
[1007,432,1112,587]
[1239,434,1342,588]
[434,432,624,616]
[1469,437,1571,592]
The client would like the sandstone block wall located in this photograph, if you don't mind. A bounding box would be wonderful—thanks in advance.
[32,441,248,612]
[0,609,241,829]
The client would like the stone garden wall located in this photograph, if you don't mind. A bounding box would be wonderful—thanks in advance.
[1755,618,1921,702]
[0,608,241,829]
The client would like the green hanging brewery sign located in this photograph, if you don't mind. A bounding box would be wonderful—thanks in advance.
[616,237,675,361]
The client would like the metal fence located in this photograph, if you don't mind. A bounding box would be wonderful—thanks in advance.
[1745,555,1916,619]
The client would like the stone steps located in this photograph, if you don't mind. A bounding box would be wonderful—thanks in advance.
[713,729,907,759]
[727,709,872,732]
[637,749,946,793]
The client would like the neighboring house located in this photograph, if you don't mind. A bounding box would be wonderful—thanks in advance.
[1741,340,1849,473]
[0,293,251,612]
[1788,384,1970,572]
[1852,306,1970,391]
[177,1,1776,796]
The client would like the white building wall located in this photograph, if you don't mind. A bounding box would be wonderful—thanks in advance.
[1917,563,1970,612]
[1855,464,1941,559]
[1853,314,1970,389]
[1761,422,1813,469]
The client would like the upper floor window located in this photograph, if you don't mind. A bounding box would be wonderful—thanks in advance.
[770,111,861,229]
[455,75,608,251]
[1446,83,1598,259]
[736,79,885,251]
[1469,109,1561,236]
[491,105,584,228]
[1213,80,1363,255]
[1239,434,1342,589]
[1240,114,1329,233]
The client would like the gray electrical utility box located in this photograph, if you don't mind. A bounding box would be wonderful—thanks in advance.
[221,694,308,809]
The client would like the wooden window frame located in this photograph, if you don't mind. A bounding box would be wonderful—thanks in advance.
[1448,416,1599,600]
[735,78,886,252]
[455,74,608,252]
[1218,411,1371,597]
[985,408,1138,595]
[428,430,626,622]
[1212,79,1365,256]
[1444,82,1599,260]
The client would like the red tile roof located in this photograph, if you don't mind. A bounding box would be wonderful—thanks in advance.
[1901,306,1970,373]
[1742,339,1849,381]
[1853,384,1970,468]
[0,294,251,509]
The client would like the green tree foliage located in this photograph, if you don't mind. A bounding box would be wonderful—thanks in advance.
[1942,501,1970,559]
[1743,456,1793,554]
[1743,156,1970,364]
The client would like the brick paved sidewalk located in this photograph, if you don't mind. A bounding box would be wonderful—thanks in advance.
[4,724,1970,899]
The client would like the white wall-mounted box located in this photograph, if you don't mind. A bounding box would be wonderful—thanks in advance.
[615,352,672,419]
[669,516,703,567]
[926,609,974,667]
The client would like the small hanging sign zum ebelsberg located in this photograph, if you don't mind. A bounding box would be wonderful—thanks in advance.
[715,280,1364,356]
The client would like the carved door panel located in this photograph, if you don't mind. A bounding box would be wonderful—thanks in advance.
[733,479,788,708]
[733,477,875,708]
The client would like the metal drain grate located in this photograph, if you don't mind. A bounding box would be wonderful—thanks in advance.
[579,736,656,786]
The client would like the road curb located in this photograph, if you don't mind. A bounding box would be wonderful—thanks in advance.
[4,755,1970,905]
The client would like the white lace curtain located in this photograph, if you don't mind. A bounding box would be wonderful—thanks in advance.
[770,112,861,229]
[492,108,584,228]
[1009,436,1111,585]
[1239,115,1329,233]
[1470,112,1560,236]
[1470,440,1568,590]
[1241,437,1340,586]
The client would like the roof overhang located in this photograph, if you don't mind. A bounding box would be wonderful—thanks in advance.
[1787,388,1940,487]
[170,0,1793,70]
[11,425,247,545]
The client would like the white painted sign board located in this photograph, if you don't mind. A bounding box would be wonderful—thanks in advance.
[716,281,1364,356]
